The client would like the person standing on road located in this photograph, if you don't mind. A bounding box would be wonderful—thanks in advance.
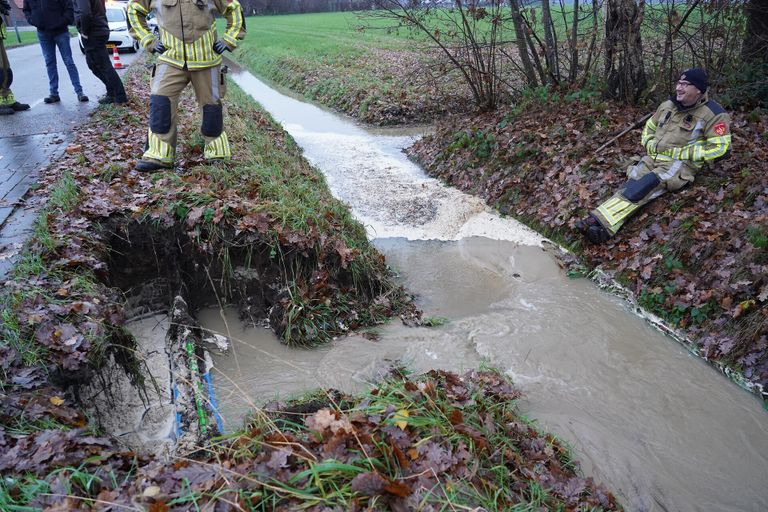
[23,0,89,104]
[0,0,30,115]
[126,0,245,172]
[73,0,127,104]
[575,68,731,244]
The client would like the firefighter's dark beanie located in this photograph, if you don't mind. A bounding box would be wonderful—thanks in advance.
[680,68,708,93]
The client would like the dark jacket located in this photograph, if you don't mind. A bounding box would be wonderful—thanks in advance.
[23,0,73,34]
[72,0,109,39]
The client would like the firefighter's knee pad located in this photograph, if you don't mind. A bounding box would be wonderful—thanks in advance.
[149,95,172,134]
[622,172,660,202]
[201,104,223,138]
[0,68,12,89]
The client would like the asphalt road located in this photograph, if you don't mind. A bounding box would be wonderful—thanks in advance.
[0,36,140,138]
[0,36,140,278]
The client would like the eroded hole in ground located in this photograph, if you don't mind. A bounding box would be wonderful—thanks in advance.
[76,219,319,457]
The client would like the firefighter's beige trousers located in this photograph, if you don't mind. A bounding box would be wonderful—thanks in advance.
[0,38,17,105]
[143,63,230,164]
[592,157,692,235]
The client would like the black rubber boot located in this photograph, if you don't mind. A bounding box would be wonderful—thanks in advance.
[0,105,14,115]
[575,214,599,234]
[135,159,173,173]
[10,102,29,111]
[587,224,611,244]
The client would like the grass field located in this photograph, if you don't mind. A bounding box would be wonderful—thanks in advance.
[4,28,80,48]
[4,29,41,47]
[226,12,473,124]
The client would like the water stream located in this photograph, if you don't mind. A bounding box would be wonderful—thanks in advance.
[197,66,768,512]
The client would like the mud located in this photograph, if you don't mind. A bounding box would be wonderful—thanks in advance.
[76,217,366,454]
[81,314,175,457]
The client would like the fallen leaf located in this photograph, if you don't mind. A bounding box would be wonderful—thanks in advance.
[394,409,409,430]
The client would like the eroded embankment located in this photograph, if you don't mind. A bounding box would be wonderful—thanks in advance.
[408,101,768,399]
[0,62,405,496]
[0,62,620,509]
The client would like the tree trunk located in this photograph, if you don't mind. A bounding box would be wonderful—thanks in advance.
[568,0,580,82]
[509,0,538,86]
[579,0,600,85]
[541,0,559,84]
[604,0,646,103]
[743,0,768,65]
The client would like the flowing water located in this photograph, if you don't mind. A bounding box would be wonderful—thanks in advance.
[197,65,768,511]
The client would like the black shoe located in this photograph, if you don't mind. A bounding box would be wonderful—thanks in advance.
[575,214,599,234]
[44,95,60,104]
[0,106,14,115]
[135,159,173,173]
[113,96,128,105]
[10,102,29,111]
[98,95,114,105]
[587,225,611,244]
[78,93,89,102]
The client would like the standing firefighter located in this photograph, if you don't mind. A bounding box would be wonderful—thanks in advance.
[0,0,30,115]
[576,68,732,243]
[127,0,245,172]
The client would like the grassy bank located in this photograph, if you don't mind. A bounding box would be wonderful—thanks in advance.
[1,367,620,510]
[228,13,469,125]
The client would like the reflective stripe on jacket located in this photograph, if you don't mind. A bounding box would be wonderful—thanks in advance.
[127,0,245,70]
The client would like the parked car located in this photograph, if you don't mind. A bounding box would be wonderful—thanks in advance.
[79,2,155,54]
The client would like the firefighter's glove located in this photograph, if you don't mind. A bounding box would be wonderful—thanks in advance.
[151,40,167,54]
[213,40,230,54]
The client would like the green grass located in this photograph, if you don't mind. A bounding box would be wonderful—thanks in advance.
[0,172,103,374]
[223,13,434,122]
[4,28,80,48]
[3,29,42,47]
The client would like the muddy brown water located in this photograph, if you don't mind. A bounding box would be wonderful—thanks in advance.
[196,67,768,511]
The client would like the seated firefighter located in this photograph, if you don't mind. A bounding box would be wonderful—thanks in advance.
[127,0,245,172]
[576,68,731,244]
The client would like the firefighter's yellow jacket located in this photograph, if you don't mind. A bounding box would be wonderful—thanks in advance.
[127,0,245,71]
[638,94,731,185]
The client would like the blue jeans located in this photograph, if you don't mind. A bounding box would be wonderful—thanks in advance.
[37,30,83,96]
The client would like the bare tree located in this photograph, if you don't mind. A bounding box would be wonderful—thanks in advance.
[370,0,511,111]
[604,0,646,102]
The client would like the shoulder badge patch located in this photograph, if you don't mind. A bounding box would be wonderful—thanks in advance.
[713,122,727,136]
